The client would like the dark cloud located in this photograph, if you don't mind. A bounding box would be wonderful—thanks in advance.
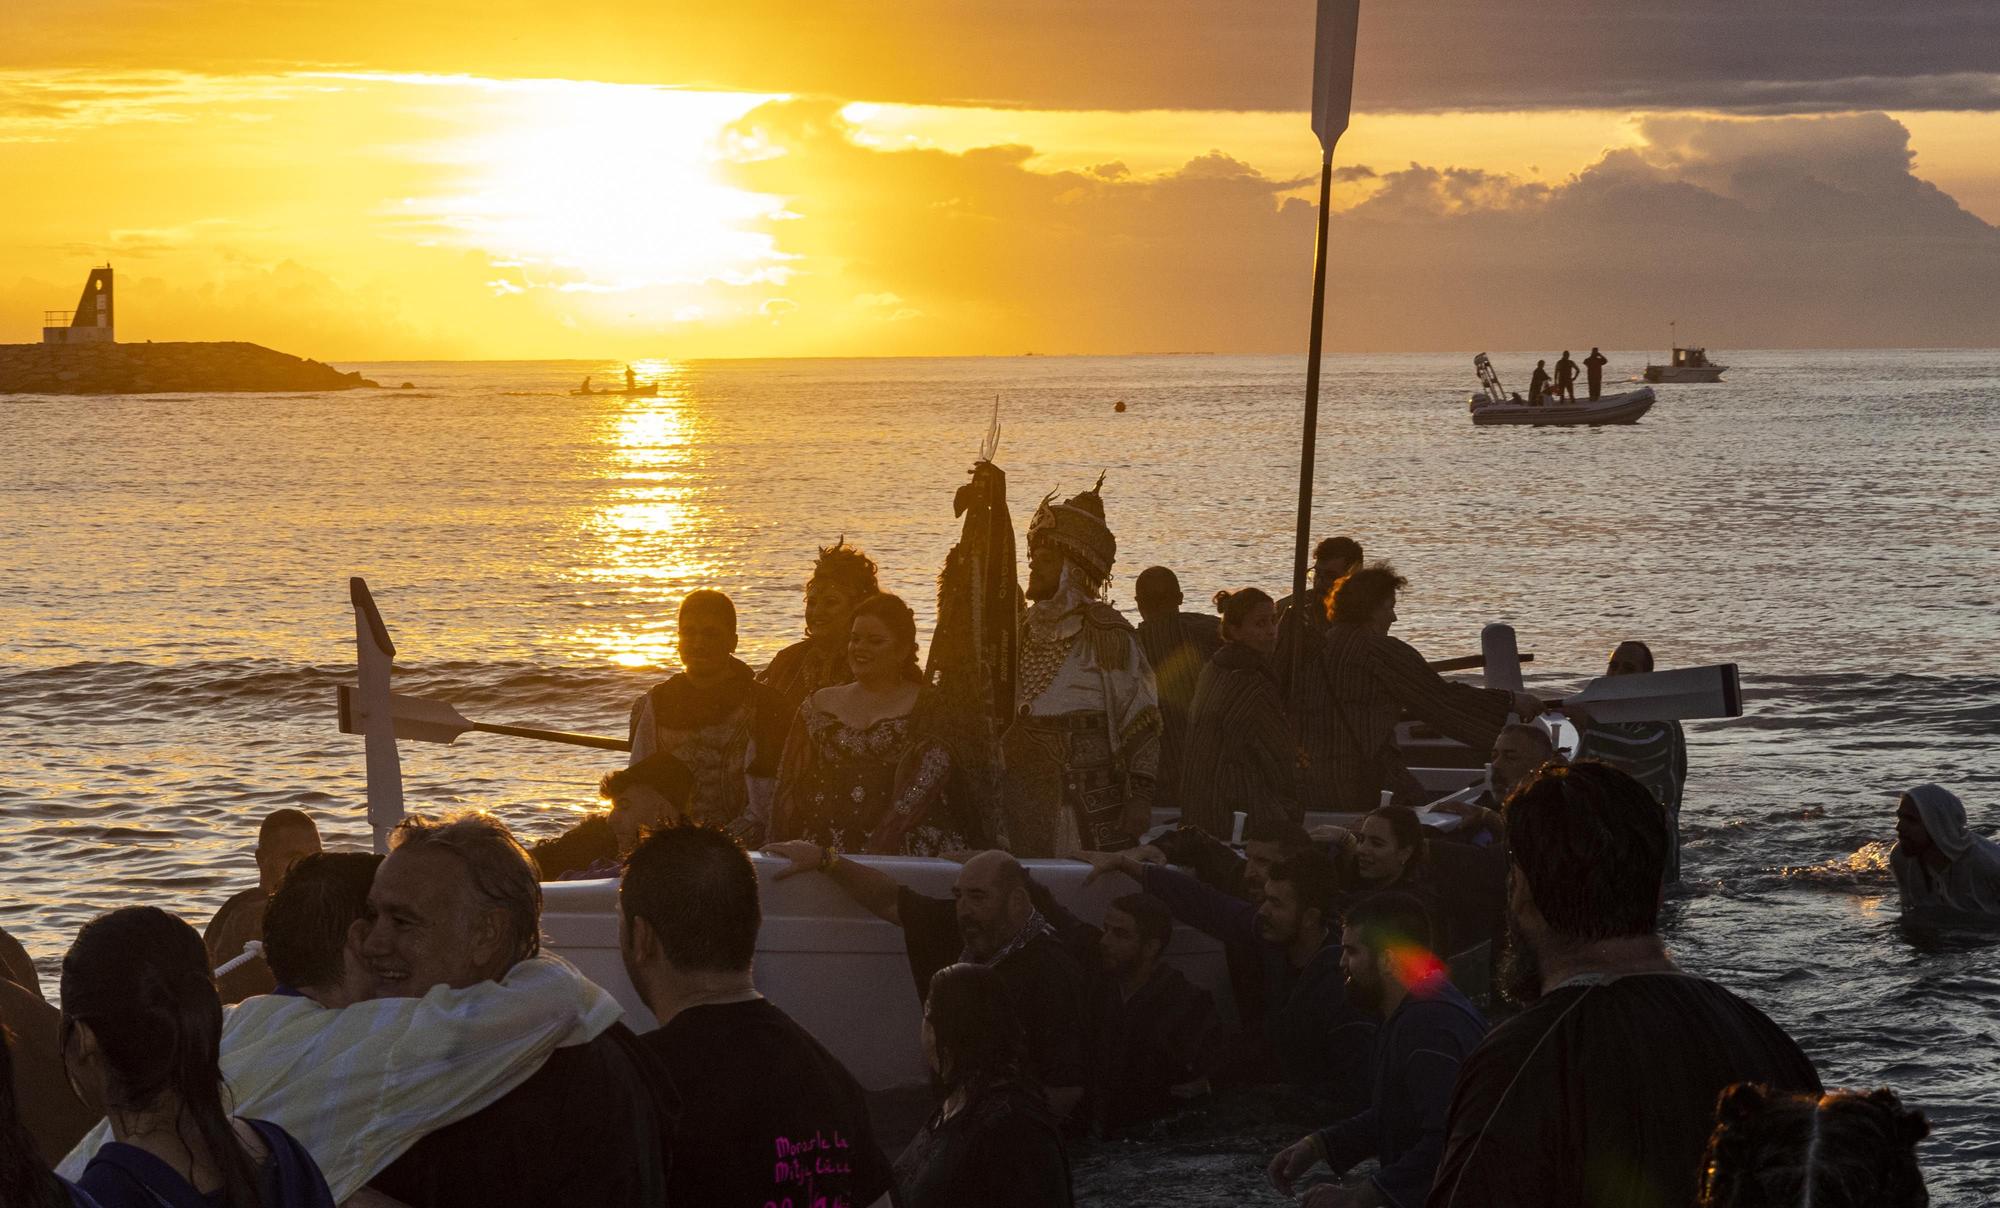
[721,102,2000,352]
[6,2,1996,115]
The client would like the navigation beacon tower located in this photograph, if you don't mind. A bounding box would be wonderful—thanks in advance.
[42,265,115,345]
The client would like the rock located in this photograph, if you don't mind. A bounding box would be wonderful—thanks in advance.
[0,342,381,394]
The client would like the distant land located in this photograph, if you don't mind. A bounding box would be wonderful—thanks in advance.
[0,341,379,395]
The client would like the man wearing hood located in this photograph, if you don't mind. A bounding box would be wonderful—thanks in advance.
[1892,784,2000,920]
[1005,477,1162,855]
[628,590,790,840]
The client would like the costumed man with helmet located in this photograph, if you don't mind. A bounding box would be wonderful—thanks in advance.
[1002,476,1163,856]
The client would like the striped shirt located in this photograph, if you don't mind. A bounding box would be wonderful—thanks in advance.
[1319,624,1513,811]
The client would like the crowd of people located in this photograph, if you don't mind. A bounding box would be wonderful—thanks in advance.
[2,501,1980,1208]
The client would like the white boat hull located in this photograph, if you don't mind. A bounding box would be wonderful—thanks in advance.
[1467,386,1656,426]
[1643,366,1725,383]
[542,853,1235,1093]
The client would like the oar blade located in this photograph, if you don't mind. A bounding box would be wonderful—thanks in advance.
[1482,623,1526,693]
[336,684,477,745]
[1565,663,1743,723]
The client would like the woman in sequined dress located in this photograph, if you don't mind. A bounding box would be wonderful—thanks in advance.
[772,593,971,854]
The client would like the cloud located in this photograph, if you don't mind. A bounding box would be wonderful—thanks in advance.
[718,101,2000,352]
[4,3,1997,115]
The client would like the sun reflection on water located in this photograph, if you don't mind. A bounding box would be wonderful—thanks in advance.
[569,366,717,668]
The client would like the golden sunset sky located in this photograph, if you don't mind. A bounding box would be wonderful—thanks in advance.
[5,2,1998,357]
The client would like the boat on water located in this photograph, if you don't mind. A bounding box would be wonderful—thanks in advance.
[569,383,657,397]
[1644,346,1726,383]
[336,577,1498,1092]
[1467,353,1656,426]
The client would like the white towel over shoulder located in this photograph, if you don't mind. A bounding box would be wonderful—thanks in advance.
[60,954,623,1200]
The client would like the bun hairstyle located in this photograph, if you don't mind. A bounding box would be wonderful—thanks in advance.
[1213,587,1274,641]
[59,907,262,1208]
[1699,1083,1931,1208]
[850,592,924,683]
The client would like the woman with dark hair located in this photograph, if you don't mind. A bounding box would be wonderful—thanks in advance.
[1351,804,1427,890]
[1698,1083,1930,1207]
[1176,587,1302,837]
[895,964,1073,1208]
[772,593,971,854]
[2,1024,95,1208]
[759,537,884,717]
[59,907,333,1208]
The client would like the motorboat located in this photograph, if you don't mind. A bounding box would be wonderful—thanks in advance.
[1467,353,1655,426]
[1643,346,1726,383]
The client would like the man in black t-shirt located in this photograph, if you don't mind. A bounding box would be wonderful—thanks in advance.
[624,825,895,1208]
[766,842,1089,1117]
[1427,763,1820,1208]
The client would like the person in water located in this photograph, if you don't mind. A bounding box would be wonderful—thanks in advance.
[620,824,895,1208]
[1084,892,1224,1135]
[759,537,883,718]
[1527,360,1551,405]
[628,589,790,842]
[1004,476,1161,855]
[1696,1083,1931,1208]
[2,1024,97,1208]
[1275,537,1362,809]
[771,591,971,854]
[60,907,335,1208]
[894,963,1075,1208]
[1554,350,1579,401]
[204,809,321,1004]
[361,814,668,1208]
[1177,587,1302,837]
[1583,347,1608,400]
[1428,761,1821,1208]
[528,751,694,880]
[1132,565,1223,810]
[1267,892,1487,1208]
[1572,640,1688,881]
[1891,783,2000,920]
[763,842,1090,1115]
[1318,563,1541,812]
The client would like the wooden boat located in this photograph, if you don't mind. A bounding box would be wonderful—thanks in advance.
[1467,354,1655,426]
[336,579,1508,1092]
[569,383,657,397]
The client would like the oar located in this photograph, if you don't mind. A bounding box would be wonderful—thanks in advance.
[1481,623,1526,693]
[1545,663,1743,724]
[336,684,631,753]
[1429,652,1534,674]
[351,577,404,854]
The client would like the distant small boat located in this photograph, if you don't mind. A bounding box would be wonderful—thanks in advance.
[569,383,657,397]
[1467,353,1656,426]
[1644,346,1726,383]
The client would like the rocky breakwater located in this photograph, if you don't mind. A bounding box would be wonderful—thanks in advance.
[0,341,379,394]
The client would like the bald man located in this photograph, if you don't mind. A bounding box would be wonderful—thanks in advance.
[766,842,1087,1114]
[205,808,323,1003]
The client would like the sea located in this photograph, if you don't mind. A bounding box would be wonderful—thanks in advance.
[4,351,1997,1203]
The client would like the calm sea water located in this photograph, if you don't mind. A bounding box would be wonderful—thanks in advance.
[4,352,1998,1201]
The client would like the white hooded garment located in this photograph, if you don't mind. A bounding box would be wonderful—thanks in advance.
[1890,783,2000,921]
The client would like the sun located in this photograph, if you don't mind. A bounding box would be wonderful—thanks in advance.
[402,78,789,293]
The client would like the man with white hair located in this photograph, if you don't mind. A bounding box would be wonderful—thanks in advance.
[365,813,670,1208]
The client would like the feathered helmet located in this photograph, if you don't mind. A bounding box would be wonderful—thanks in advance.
[1028,473,1116,583]
[809,536,880,598]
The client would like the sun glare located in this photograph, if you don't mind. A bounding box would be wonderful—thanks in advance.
[401,79,788,293]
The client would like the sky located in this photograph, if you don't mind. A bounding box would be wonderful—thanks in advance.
[3,2,1998,357]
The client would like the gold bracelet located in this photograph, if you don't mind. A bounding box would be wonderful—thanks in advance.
[820,845,840,872]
